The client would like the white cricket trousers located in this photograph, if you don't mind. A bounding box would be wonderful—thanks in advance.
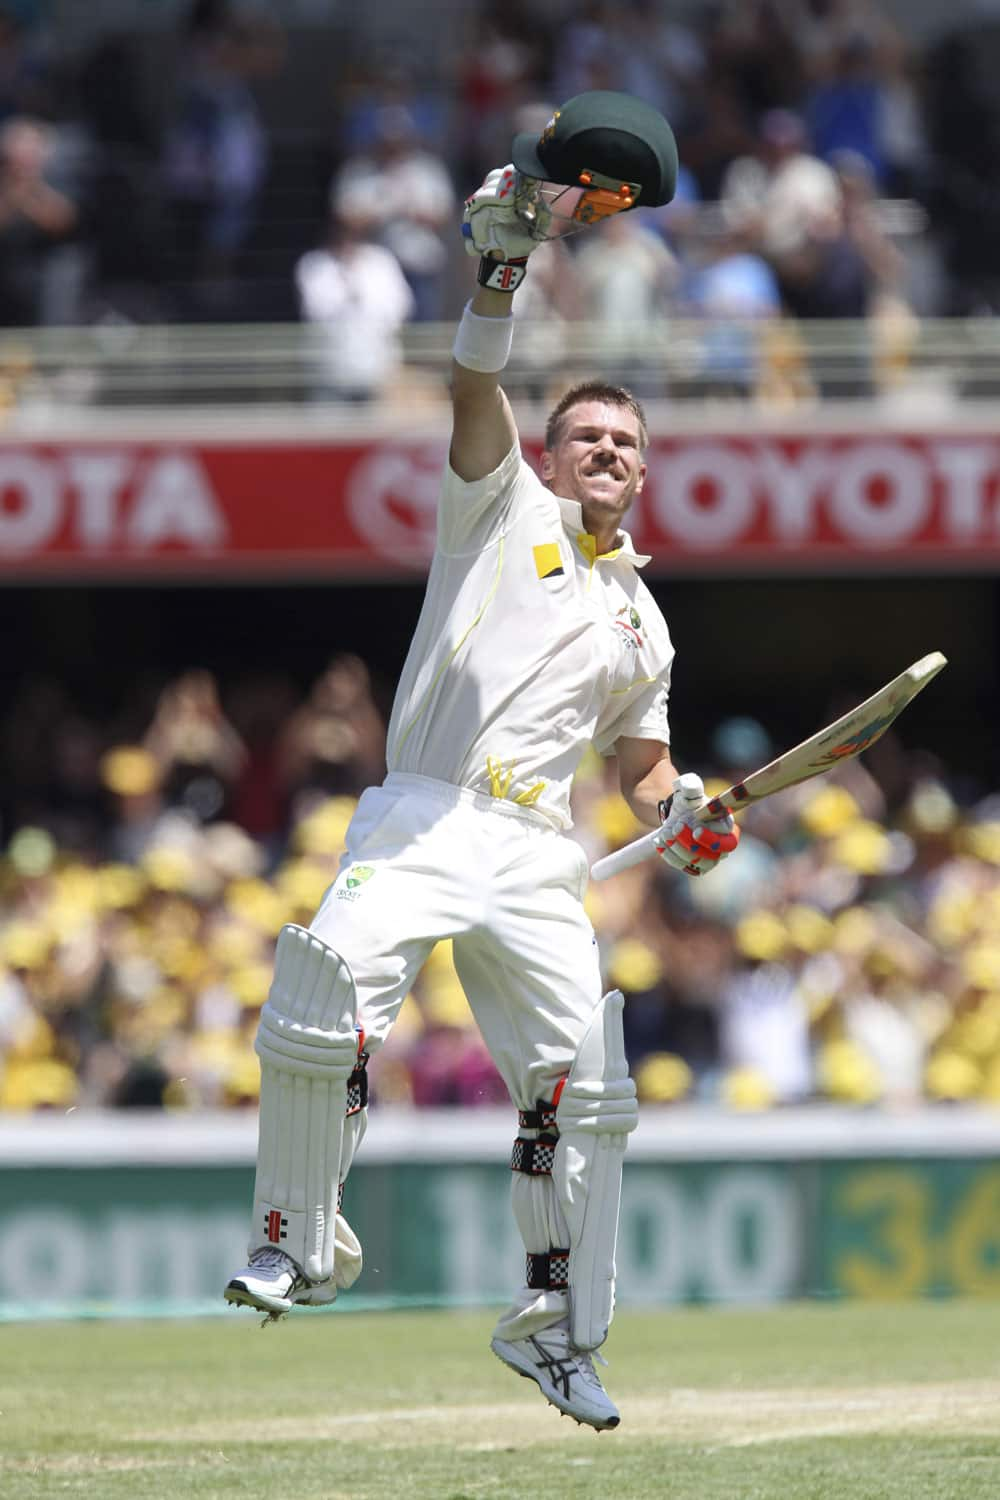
[309,773,603,1108]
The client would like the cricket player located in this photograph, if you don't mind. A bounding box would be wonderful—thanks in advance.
[225,93,739,1430]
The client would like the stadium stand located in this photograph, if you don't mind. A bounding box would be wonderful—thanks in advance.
[2,0,998,1117]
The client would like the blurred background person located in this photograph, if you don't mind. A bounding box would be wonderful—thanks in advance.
[0,115,79,327]
[100,744,170,866]
[295,202,415,404]
[571,207,680,395]
[276,654,387,819]
[0,4,54,123]
[331,103,455,322]
[679,225,782,399]
[455,3,549,186]
[921,5,1000,316]
[162,0,284,313]
[74,30,166,324]
[142,669,248,826]
[719,108,841,289]
[717,911,814,1107]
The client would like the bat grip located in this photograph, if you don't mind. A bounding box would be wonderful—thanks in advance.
[671,771,706,811]
[590,773,709,882]
[589,828,663,881]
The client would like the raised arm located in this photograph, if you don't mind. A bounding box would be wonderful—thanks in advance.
[450,164,543,482]
[450,285,519,482]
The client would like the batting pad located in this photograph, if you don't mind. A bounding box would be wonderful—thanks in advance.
[252,924,359,1283]
[495,1127,574,1343]
[554,990,638,1350]
[333,1110,367,1290]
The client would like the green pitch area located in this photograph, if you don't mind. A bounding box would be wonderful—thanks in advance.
[5,1301,1000,1499]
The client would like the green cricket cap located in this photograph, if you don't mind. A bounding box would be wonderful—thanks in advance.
[512,90,678,208]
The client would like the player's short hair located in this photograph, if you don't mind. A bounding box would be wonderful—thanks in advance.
[544,381,649,453]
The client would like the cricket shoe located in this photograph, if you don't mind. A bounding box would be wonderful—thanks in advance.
[224,1247,334,1321]
[491,1321,620,1430]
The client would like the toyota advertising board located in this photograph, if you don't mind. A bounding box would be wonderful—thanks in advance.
[1,432,1000,577]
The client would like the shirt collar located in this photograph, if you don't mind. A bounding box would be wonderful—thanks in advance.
[555,492,651,569]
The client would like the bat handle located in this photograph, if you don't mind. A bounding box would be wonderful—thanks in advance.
[671,771,707,813]
[589,773,709,882]
[589,828,662,881]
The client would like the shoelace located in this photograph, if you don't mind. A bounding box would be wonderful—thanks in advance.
[574,1348,609,1389]
[249,1247,294,1274]
[538,1326,610,1390]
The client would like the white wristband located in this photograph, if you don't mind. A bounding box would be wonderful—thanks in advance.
[452,301,514,373]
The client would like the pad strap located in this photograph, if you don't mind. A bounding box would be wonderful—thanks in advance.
[517,1084,564,1132]
[346,1049,369,1116]
[526,1250,570,1290]
[511,1134,559,1176]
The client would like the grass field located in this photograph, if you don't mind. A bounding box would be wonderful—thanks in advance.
[4,1300,1000,1499]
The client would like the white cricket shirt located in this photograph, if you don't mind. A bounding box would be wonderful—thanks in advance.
[386,443,674,831]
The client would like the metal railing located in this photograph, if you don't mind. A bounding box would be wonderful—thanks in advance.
[0,312,998,423]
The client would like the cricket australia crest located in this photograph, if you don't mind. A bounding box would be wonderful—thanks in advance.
[336,863,376,902]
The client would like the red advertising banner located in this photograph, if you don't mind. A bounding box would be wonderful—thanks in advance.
[1,432,999,577]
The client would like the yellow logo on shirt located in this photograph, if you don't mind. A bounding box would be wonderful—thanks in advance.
[486,756,546,806]
[533,542,564,579]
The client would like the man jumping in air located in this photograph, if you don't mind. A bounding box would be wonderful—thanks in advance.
[225,92,739,1430]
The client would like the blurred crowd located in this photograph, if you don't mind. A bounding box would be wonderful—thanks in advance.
[2,0,999,1114]
[0,1,995,402]
[1,656,999,1116]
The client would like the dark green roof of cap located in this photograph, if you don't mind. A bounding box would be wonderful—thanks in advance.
[512,90,678,207]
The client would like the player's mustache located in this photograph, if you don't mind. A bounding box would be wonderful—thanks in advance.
[585,456,624,477]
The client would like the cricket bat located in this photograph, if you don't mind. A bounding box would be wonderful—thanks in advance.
[590,651,948,881]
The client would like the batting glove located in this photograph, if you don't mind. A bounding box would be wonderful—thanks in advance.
[462,164,550,290]
[655,772,740,878]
